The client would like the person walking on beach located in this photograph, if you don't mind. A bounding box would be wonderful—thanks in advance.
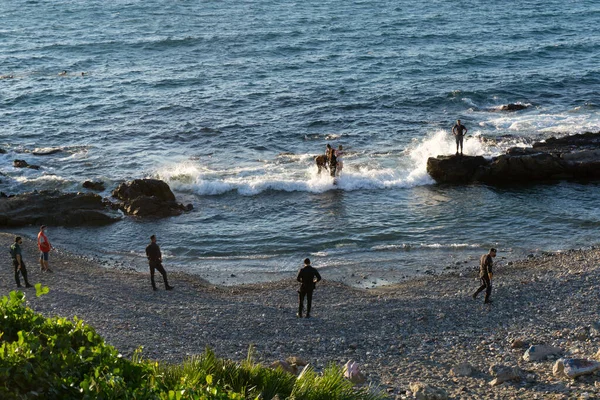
[472,248,496,304]
[145,235,174,291]
[10,236,33,289]
[452,119,468,155]
[37,225,53,272]
[296,258,321,318]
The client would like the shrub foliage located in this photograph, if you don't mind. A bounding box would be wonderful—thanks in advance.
[0,287,385,400]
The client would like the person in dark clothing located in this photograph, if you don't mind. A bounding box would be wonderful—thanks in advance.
[10,236,32,288]
[145,235,174,291]
[296,258,321,318]
[452,119,468,155]
[472,248,496,304]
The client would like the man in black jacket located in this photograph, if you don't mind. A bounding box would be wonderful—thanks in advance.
[296,258,321,318]
[472,248,496,304]
[145,235,174,291]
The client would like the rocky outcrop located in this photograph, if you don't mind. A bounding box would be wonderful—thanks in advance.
[0,190,120,227]
[427,132,600,184]
[13,159,40,170]
[82,180,106,191]
[498,103,528,112]
[112,178,192,217]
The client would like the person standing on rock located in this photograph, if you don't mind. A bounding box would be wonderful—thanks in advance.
[37,225,53,273]
[296,258,321,318]
[145,235,174,291]
[452,119,468,155]
[10,236,33,289]
[472,248,496,304]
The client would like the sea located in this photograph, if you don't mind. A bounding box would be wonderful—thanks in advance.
[1,0,599,287]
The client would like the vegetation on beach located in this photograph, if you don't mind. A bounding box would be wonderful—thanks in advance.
[0,287,385,400]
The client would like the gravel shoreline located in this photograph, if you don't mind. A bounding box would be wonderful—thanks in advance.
[2,232,599,399]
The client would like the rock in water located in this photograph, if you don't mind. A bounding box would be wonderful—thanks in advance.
[82,180,106,191]
[112,178,191,217]
[13,159,40,170]
[0,190,120,227]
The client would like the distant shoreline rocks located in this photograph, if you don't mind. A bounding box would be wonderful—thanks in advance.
[0,178,192,227]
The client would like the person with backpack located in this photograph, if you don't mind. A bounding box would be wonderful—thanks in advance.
[10,236,33,289]
[296,258,321,318]
[472,248,497,304]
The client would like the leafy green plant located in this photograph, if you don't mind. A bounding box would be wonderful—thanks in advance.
[0,289,386,400]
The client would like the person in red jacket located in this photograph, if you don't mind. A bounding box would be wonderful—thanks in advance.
[37,225,53,272]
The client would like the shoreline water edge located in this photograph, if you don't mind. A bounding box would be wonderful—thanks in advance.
[2,232,600,399]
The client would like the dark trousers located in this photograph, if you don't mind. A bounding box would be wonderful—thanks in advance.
[298,290,314,316]
[149,261,170,289]
[455,135,464,154]
[13,259,30,287]
[329,163,337,177]
[473,275,492,302]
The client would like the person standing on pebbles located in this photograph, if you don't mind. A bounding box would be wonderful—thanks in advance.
[472,248,496,304]
[145,235,174,291]
[296,258,321,318]
[10,236,33,289]
[37,225,53,272]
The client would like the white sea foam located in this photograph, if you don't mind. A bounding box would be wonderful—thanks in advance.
[482,110,600,136]
[155,130,506,196]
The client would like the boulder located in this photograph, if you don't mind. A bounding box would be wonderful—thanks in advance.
[0,148,6,154]
[286,356,308,367]
[427,131,600,184]
[499,103,528,112]
[450,362,474,377]
[0,190,120,227]
[553,358,600,379]
[426,155,489,183]
[13,159,40,170]
[510,339,529,349]
[112,179,192,217]
[343,360,366,385]
[82,180,106,191]
[269,360,296,375]
[523,345,562,362]
[409,382,448,400]
[488,364,523,386]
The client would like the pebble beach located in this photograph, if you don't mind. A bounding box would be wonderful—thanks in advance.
[2,231,600,399]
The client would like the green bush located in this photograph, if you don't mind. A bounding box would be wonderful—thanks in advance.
[0,288,386,400]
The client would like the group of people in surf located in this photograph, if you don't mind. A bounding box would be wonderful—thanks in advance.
[315,143,344,177]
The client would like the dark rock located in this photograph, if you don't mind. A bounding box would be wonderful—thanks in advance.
[13,159,40,170]
[498,103,528,112]
[0,148,6,154]
[0,190,120,227]
[427,132,600,184]
[32,148,62,156]
[113,179,176,203]
[112,178,189,217]
[82,180,106,191]
[426,155,489,183]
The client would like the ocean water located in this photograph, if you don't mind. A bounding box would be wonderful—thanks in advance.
[1,0,599,287]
